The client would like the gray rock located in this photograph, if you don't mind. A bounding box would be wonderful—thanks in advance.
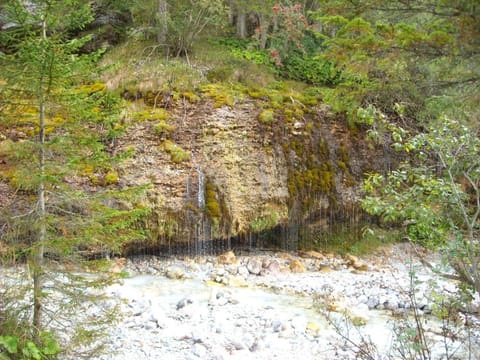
[166,266,186,280]
[366,296,379,309]
[272,320,283,332]
[247,258,263,275]
[191,343,207,358]
[237,266,250,278]
[176,297,193,310]
[263,259,281,275]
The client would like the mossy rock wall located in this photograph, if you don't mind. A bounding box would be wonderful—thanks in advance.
[114,92,387,254]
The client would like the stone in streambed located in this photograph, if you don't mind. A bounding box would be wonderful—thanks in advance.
[191,343,207,358]
[247,258,263,275]
[217,251,237,265]
[289,260,306,273]
[165,265,186,280]
[262,259,281,275]
[345,254,370,271]
[176,297,193,310]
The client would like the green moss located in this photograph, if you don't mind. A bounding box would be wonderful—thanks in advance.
[154,121,175,137]
[103,171,119,185]
[259,109,275,124]
[338,161,348,171]
[200,83,245,108]
[268,93,284,105]
[338,145,350,164]
[162,140,191,163]
[283,108,294,122]
[134,108,170,122]
[79,82,106,94]
[318,161,335,193]
[205,181,221,219]
[181,92,201,103]
[247,89,268,99]
[250,208,279,232]
[318,139,330,160]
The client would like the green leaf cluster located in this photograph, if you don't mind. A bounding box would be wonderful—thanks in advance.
[362,114,480,292]
[0,332,60,360]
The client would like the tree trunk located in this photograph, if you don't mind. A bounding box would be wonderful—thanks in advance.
[157,0,168,44]
[236,10,247,38]
[32,16,47,339]
[228,0,235,26]
[258,13,269,50]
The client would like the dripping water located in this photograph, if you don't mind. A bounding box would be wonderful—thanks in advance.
[196,163,205,210]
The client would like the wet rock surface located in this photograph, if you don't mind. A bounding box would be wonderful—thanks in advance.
[95,243,480,360]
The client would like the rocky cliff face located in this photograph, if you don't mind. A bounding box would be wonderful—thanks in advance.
[115,92,388,255]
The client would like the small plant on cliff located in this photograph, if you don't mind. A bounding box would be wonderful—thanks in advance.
[259,109,275,124]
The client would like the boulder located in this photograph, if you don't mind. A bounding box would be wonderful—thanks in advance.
[247,258,263,275]
[165,265,186,280]
[218,250,237,265]
[345,253,370,271]
[263,259,281,275]
[299,250,325,260]
[109,258,127,273]
[289,260,306,273]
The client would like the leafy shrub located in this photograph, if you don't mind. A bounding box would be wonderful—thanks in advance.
[281,55,341,86]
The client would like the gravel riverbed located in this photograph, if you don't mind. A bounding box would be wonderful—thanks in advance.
[93,243,480,360]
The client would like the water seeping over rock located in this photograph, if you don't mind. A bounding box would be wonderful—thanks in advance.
[116,97,388,256]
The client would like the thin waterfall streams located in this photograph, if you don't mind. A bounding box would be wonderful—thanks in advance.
[92,243,480,360]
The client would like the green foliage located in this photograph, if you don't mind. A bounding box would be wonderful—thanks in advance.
[362,114,480,293]
[281,54,341,86]
[0,332,60,360]
[312,0,479,126]
[0,0,150,356]
[130,0,227,56]
[0,336,18,355]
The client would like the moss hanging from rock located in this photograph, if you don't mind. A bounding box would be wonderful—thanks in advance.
[205,181,221,220]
